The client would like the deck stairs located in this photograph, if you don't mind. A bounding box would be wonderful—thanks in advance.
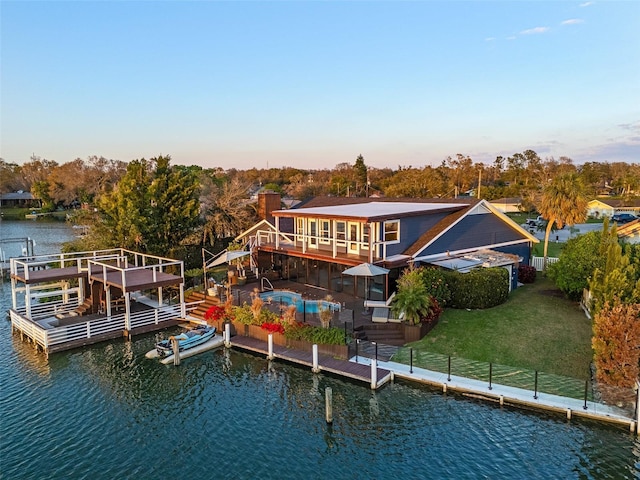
[74,298,94,316]
[185,291,222,321]
[355,323,405,346]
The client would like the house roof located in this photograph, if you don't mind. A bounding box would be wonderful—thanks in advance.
[490,197,521,205]
[588,198,640,208]
[272,200,466,222]
[617,219,640,238]
[406,199,538,258]
[0,191,37,200]
[427,249,521,272]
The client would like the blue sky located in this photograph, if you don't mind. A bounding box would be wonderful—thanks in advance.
[1,0,639,170]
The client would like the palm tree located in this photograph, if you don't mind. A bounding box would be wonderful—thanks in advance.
[391,267,432,325]
[539,173,588,269]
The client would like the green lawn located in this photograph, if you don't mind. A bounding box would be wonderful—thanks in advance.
[394,277,593,380]
[532,241,563,257]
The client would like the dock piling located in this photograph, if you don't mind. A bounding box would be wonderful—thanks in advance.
[325,387,333,424]
[267,334,274,360]
[312,344,319,373]
[370,358,377,389]
[171,337,180,366]
[224,323,231,347]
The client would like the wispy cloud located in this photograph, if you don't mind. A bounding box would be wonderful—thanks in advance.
[485,37,496,42]
[580,2,594,7]
[562,19,584,25]
[520,26,550,35]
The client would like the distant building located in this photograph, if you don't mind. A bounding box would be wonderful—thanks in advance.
[490,197,522,214]
[586,199,640,218]
[0,191,42,209]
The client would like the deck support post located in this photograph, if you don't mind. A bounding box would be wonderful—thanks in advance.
[312,344,319,373]
[370,358,377,389]
[224,323,231,347]
[267,334,274,360]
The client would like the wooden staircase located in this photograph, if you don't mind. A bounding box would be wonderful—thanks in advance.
[355,323,406,346]
[74,298,93,316]
[185,291,222,321]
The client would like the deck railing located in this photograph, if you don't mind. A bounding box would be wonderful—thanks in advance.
[10,303,185,351]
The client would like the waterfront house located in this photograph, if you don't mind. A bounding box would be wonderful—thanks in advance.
[0,191,42,209]
[237,195,538,300]
[489,197,522,214]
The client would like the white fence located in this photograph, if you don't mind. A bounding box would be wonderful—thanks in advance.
[531,256,559,271]
[10,304,184,351]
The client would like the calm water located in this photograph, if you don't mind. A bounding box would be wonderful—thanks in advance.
[1,220,639,479]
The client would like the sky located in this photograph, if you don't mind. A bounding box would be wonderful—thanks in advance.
[1,0,639,170]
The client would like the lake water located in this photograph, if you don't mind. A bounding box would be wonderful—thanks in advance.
[1,220,639,479]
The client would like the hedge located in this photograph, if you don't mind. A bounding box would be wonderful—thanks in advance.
[444,267,510,309]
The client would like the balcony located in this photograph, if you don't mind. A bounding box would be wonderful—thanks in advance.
[253,229,388,265]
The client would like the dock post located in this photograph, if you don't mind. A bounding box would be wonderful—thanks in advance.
[370,358,377,389]
[410,348,413,374]
[224,323,231,347]
[325,387,333,424]
[171,337,180,366]
[312,344,319,373]
[267,334,274,360]
[447,356,451,381]
[488,363,493,390]
[534,371,539,399]
[583,380,588,410]
[566,408,572,420]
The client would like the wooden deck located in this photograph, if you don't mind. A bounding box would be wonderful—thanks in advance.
[230,335,393,389]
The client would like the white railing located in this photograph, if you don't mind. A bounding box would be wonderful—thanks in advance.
[531,256,559,271]
[11,304,184,350]
[16,299,79,320]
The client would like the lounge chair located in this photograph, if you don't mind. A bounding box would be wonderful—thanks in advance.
[364,292,396,310]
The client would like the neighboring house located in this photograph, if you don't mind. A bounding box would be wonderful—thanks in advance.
[490,197,522,214]
[237,195,538,299]
[617,219,640,244]
[0,191,42,209]
[587,199,640,219]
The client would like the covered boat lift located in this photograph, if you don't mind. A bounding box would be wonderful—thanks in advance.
[8,248,195,354]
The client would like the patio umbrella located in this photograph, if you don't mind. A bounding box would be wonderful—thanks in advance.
[342,263,390,309]
[206,250,250,268]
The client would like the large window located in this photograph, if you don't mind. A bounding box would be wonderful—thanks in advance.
[384,220,400,243]
[336,221,346,244]
[320,220,330,244]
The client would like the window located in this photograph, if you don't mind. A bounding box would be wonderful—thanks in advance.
[309,219,317,246]
[296,218,304,240]
[336,221,346,244]
[384,220,399,243]
[320,220,330,243]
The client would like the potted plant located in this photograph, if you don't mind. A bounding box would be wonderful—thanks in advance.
[391,266,433,342]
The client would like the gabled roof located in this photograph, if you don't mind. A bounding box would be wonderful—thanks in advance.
[588,198,640,208]
[235,219,276,242]
[405,199,537,258]
[617,219,640,239]
[0,191,37,200]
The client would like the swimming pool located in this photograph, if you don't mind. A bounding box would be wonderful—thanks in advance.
[259,290,341,314]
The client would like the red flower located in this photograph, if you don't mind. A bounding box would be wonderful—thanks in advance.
[260,322,285,334]
[205,305,225,322]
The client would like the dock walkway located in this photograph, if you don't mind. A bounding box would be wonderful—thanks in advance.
[230,335,392,389]
[355,355,638,432]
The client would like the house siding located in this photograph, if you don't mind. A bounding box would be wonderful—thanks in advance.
[422,214,528,256]
[383,213,450,257]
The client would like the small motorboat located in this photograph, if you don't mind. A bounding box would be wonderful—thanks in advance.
[154,325,217,358]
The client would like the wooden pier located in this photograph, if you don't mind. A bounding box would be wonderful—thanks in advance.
[230,335,393,389]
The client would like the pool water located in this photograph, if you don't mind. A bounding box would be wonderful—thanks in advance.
[260,290,341,314]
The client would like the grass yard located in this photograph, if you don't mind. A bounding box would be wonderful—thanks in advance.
[394,277,593,380]
[532,241,563,257]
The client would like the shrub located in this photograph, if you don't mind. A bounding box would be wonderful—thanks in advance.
[517,265,536,284]
[445,267,509,309]
[284,323,347,345]
[261,322,285,334]
[418,267,451,306]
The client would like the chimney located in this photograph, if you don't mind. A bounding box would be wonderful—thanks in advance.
[258,191,281,225]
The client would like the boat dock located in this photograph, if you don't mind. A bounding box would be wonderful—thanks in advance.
[230,335,393,389]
